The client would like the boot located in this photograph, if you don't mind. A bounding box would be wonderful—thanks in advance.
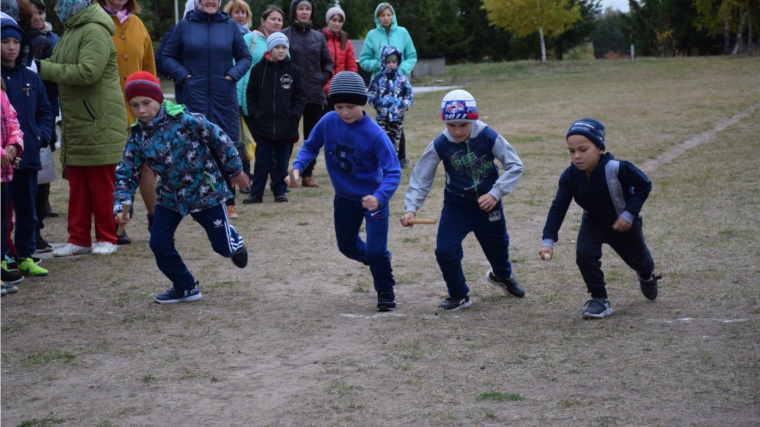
[117,227,132,245]
[147,213,154,234]
[302,176,319,188]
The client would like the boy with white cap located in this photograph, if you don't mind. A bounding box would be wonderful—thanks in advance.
[400,90,525,311]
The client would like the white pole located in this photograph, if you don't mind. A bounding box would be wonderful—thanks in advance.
[175,0,179,24]
[630,44,634,60]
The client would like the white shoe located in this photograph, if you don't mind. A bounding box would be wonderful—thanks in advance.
[52,243,92,257]
[92,242,117,255]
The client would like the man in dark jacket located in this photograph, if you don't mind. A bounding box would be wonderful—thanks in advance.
[281,0,332,188]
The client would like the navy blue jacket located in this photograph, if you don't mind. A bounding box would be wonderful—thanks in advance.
[542,153,652,243]
[0,19,53,170]
[160,9,252,141]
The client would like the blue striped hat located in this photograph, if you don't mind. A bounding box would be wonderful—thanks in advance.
[566,118,605,150]
[329,71,367,106]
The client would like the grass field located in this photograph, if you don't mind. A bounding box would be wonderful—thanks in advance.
[2,56,760,426]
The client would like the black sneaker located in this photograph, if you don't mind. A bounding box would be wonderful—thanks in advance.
[117,229,132,245]
[274,194,288,203]
[582,298,613,319]
[154,282,202,304]
[243,195,263,204]
[231,246,248,268]
[377,291,396,312]
[1,267,24,284]
[486,270,525,298]
[36,233,53,253]
[2,283,18,294]
[638,272,661,301]
[438,295,472,311]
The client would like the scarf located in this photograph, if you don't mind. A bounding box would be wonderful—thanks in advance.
[102,5,130,25]
[56,0,91,23]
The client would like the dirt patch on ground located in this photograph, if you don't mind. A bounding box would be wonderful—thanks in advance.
[2,57,760,426]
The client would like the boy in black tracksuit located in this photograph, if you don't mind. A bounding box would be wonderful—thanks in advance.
[243,32,306,204]
[539,118,660,319]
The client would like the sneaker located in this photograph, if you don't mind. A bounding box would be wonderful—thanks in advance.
[117,229,132,245]
[3,256,16,271]
[231,246,248,268]
[1,287,6,297]
[2,283,18,294]
[154,282,202,304]
[227,205,239,218]
[53,243,92,257]
[274,194,288,203]
[439,295,472,311]
[18,257,48,277]
[240,186,252,194]
[377,291,396,312]
[486,270,525,298]
[399,159,411,169]
[638,272,661,301]
[1,267,24,284]
[36,233,53,252]
[582,298,613,319]
[92,242,118,255]
[243,195,263,204]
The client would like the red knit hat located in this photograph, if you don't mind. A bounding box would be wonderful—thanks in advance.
[125,72,164,104]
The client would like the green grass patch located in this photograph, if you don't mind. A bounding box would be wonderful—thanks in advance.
[477,391,524,402]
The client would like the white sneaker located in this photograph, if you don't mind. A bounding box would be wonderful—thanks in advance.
[92,242,117,255]
[52,243,92,257]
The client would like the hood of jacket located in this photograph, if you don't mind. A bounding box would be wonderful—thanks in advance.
[131,100,186,129]
[63,3,115,35]
[0,18,31,67]
[380,45,402,74]
[443,120,487,143]
[373,3,397,32]
[289,0,315,30]
[186,7,229,23]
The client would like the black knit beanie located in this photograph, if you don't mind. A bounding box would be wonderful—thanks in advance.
[328,71,367,106]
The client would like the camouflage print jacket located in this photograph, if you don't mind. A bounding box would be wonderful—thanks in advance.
[114,101,243,216]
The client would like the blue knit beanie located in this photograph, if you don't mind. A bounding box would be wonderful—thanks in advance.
[266,32,289,52]
[0,25,23,42]
[566,118,605,150]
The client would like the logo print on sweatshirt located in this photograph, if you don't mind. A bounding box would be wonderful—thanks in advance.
[280,74,292,90]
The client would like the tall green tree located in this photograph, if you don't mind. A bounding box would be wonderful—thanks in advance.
[483,0,582,62]
[592,8,629,58]
[455,0,514,62]
[627,0,722,56]
[550,0,601,60]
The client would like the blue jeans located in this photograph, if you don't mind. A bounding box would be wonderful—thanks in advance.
[150,204,244,291]
[250,138,291,198]
[436,190,513,298]
[576,214,654,299]
[333,196,395,293]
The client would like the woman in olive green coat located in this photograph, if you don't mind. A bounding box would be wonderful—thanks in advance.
[39,0,128,257]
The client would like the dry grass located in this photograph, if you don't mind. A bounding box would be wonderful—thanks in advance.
[2,56,760,426]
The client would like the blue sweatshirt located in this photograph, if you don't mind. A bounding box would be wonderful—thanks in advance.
[293,111,401,206]
[542,152,652,247]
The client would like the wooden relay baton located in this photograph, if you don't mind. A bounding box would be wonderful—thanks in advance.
[407,219,438,225]
[116,201,131,236]
[288,167,296,186]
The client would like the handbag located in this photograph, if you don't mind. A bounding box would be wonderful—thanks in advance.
[37,146,57,184]
[240,114,256,161]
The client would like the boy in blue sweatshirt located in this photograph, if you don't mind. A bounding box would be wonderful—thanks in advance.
[1,19,53,277]
[400,90,525,311]
[288,71,401,312]
[114,72,250,304]
[539,118,660,319]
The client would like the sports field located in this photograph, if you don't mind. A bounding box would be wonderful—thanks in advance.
[2,56,759,426]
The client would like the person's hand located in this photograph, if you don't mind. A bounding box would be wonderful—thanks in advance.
[12,156,20,168]
[399,211,416,228]
[230,171,249,190]
[285,169,300,188]
[539,246,553,261]
[114,212,131,227]
[478,193,498,212]
[225,75,234,81]
[1,154,11,168]
[1,146,16,168]
[612,217,632,232]
[362,195,379,211]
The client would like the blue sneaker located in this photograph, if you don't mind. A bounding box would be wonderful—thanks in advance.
[154,282,202,304]
[377,292,396,312]
[582,298,613,319]
[638,272,661,301]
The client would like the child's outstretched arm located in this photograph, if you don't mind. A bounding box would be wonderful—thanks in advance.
[367,76,381,110]
[369,132,401,209]
[401,141,440,228]
[540,172,575,260]
[195,114,246,187]
[114,135,145,218]
[488,134,524,201]
[291,118,327,182]
[613,161,653,232]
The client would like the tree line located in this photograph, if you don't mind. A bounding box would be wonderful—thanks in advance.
[46,0,759,62]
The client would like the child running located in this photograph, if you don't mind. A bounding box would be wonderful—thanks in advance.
[288,71,401,312]
[114,72,250,304]
[539,118,660,319]
[400,90,525,311]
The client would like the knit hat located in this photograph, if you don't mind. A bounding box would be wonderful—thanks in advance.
[1,25,22,42]
[125,72,164,104]
[325,6,344,22]
[566,118,606,150]
[441,90,478,123]
[266,32,289,52]
[329,71,367,106]
[296,0,311,10]
[1,0,18,20]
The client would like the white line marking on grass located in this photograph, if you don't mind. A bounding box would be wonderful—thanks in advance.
[340,313,407,319]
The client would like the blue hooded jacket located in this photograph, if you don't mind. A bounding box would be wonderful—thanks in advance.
[367,45,413,122]
[160,8,252,142]
[0,18,53,170]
